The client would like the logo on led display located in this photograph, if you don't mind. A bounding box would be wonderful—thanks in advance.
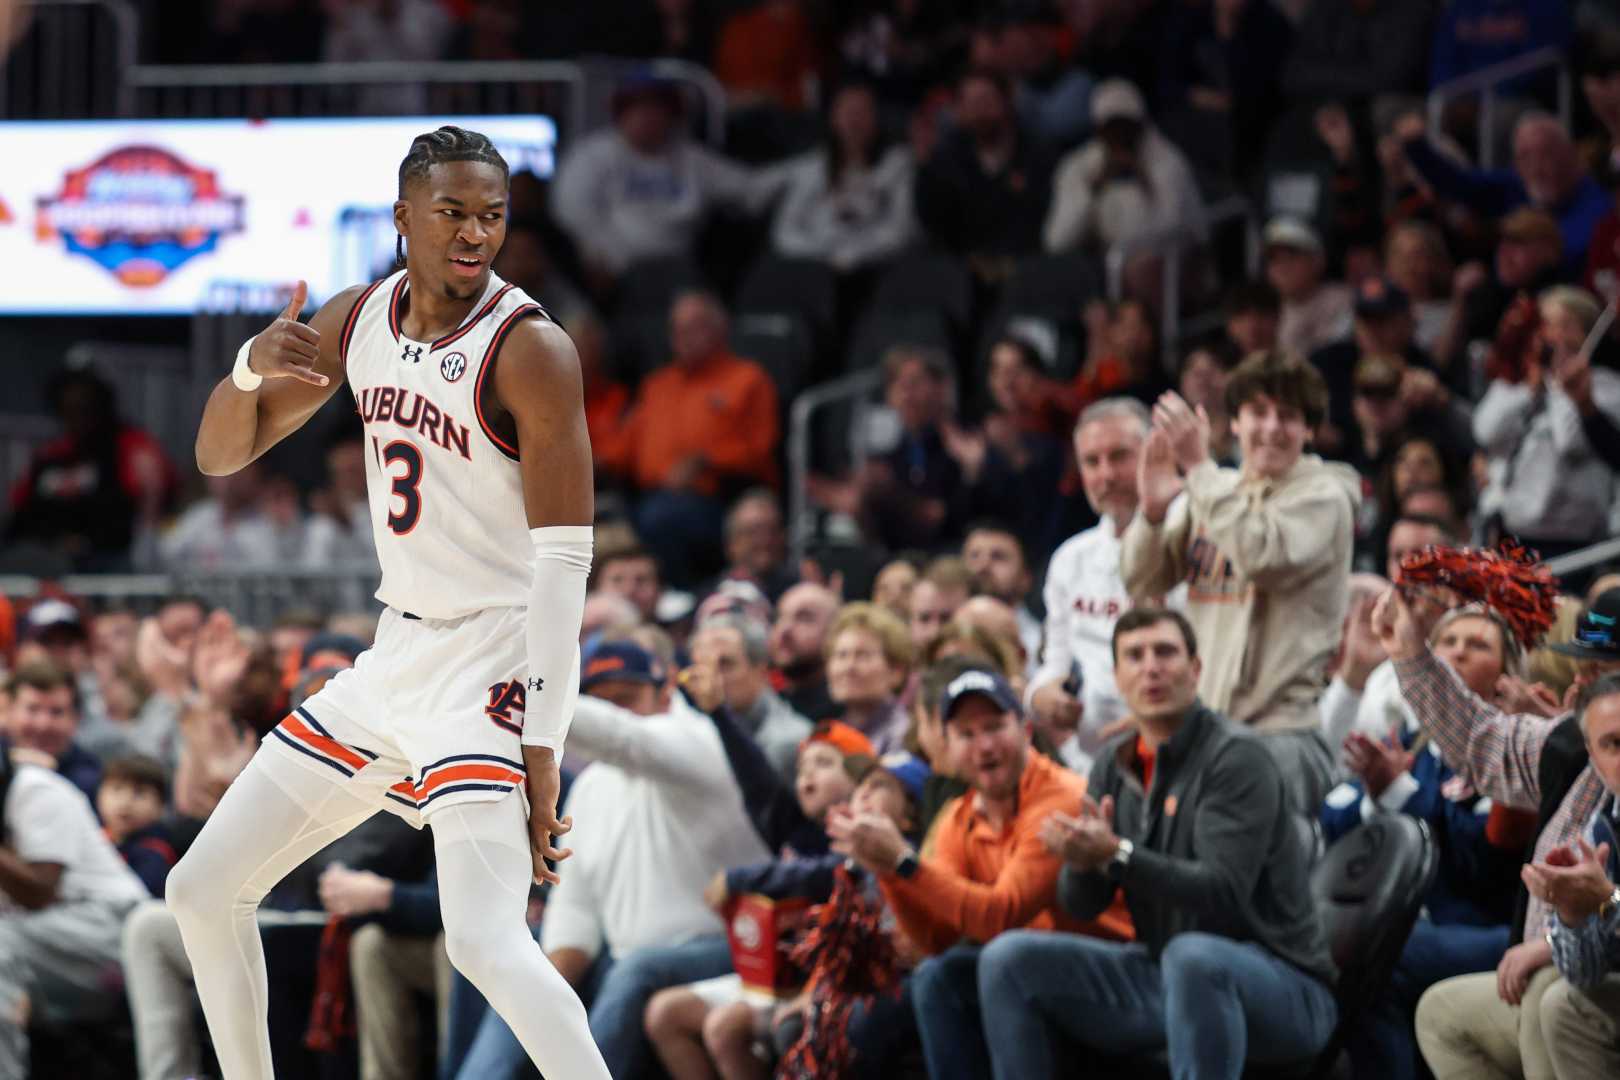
[36,145,245,286]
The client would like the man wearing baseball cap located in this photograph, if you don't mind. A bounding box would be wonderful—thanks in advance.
[1264,216,1352,357]
[978,607,1336,1076]
[457,639,769,1079]
[829,665,1131,1078]
[1044,77,1205,256]
[1375,586,1620,1078]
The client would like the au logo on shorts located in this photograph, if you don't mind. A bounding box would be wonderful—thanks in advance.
[485,679,526,735]
[441,351,467,382]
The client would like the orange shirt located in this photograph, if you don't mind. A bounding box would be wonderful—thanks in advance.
[881,752,1134,954]
[713,2,818,110]
[596,351,780,495]
[583,376,630,458]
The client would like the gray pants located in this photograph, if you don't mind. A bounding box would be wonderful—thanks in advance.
[1542,974,1620,1080]
[121,899,329,1080]
[0,899,134,1078]
[1260,727,1336,815]
[1416,966,1560,1080]
[351,923,448,1080]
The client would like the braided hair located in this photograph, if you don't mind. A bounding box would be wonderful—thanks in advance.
[395,125,510,267]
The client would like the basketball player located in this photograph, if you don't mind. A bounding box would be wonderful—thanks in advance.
[171,127,610,1079]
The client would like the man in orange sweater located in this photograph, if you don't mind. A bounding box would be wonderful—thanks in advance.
[596,291,779,584]
[828,667,1131,1078]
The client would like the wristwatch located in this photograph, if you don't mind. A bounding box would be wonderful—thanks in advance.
[1107,838,1135,882]
[1600,886,1620,921]
[894,848,920,880]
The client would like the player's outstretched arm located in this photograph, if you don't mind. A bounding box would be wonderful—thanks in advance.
[195,280,365,476]
[494,317,595,885]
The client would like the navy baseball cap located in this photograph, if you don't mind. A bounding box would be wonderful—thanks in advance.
[580,641,666,692]
[939,668,1022,723]
[1551,589,1620,661]
[1354,276,1411,319]
[876,752,932,804]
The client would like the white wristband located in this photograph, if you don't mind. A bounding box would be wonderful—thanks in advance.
[231,335,263,392]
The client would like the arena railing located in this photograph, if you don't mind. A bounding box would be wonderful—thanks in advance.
[1546,536,1620,580]
[1104,194,1260,374]
[3,0,137,117]
[124,57,727,144]
[11,1,728,144]
[0,567,383,628]
[1426,46,1572,170]
[787,368,886,569]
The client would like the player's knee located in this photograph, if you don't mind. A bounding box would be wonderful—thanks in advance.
[164,850,226,927]
[442,923,522,989]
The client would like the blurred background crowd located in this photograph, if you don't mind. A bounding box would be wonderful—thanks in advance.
[10,0,1620,1078]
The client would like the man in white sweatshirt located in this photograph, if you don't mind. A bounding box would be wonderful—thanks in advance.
[552,78,766,278]
[453,641,768,1080]
[1122,351,1361,813]
[1027,398,1150,772]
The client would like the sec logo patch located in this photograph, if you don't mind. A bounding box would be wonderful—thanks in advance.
[441,351,467,382]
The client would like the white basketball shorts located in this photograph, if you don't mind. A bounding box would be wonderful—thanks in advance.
[258,605,569,828]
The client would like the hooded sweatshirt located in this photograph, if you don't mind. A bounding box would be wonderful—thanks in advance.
[1120,454,1360,732]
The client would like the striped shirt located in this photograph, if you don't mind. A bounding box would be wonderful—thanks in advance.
[1392,651,1608,942]
[1548,800,1620,988]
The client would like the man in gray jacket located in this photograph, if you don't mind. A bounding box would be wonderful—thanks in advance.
[975,607,1337,1079]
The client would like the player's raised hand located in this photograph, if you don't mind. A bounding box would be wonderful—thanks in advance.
[248,280,328,387]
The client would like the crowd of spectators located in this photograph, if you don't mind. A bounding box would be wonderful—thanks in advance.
[14,0,1620,1078]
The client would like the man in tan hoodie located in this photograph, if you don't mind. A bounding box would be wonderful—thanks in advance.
[1121,350,1360,812]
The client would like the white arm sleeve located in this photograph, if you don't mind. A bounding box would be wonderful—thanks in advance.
[522,525,593,751]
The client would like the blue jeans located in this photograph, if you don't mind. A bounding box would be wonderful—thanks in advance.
[1346,919,1510,1080]
[911,944,993,1080]
[978,930,1339,1080]
[452,933,733,1080]
[634,490,725,588]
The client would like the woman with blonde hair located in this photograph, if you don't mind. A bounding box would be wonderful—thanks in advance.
[824,602,914,754]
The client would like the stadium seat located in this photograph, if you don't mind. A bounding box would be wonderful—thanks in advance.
[607,257,709,382]
[870,250,974,332]
[735,255,838,345]
[1002,251,1104,319]
[1309,815,1439,1060]
[732,311,816,401]
[843,308,955,374]
[616,255,708,317]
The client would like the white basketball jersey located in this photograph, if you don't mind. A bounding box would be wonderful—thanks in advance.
[343,268,545,620]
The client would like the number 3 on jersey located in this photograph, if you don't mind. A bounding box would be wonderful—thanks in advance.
[381,439,423,535]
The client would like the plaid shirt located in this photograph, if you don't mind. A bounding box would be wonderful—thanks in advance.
[1548,799,1620,987]
[1392,651,1608,942]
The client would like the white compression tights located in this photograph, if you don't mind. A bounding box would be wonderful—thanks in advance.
[167,752,608,1080]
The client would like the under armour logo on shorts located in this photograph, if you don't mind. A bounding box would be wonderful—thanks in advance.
[527,676,545,693]
[401,344,424,364]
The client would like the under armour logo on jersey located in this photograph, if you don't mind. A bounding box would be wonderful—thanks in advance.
[441,351,467,382]
[401,344,424,364]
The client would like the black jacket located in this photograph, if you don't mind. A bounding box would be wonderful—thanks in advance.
[1061,704,1336,986]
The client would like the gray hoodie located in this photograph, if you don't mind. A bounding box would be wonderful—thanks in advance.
[1121,454,1361,732]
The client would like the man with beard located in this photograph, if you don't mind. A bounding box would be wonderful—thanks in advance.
[767,583,840,722]
[828,667,1131,1079]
